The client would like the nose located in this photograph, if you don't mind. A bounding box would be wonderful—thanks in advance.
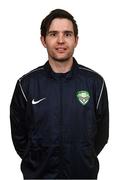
[57,33,65,44]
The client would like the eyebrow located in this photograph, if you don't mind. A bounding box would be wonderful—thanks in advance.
[47,31,57,34]
[47,30,74,34]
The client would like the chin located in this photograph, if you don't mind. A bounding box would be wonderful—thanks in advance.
[54,58,69,62]
[52,56,72,63]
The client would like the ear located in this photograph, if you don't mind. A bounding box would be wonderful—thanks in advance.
[40,36,47,48]
[74,36,79,48]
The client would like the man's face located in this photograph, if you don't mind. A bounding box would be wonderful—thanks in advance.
[41,18,78,62]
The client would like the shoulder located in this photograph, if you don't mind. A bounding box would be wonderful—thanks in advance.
[77,63,104,82]
[18,65,45,83]
[17,65,46,94]
[76,63,105,93]
[77,63,107,105]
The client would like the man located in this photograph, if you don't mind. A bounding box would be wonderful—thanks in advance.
[10,9,109,179]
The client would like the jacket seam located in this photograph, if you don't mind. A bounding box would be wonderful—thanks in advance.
[78,66,100,76]
[19,67,44,81]
[96,80,104,109]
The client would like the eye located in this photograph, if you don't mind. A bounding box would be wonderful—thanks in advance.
[48,32,57,37]
[64,32,73,37]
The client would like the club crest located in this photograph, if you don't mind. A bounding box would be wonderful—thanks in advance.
[76,91,90,105]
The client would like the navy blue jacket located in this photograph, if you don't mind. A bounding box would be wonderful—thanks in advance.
[10,58,109,179]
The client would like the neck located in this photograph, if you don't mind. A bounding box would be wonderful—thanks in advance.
[48,58,73,73]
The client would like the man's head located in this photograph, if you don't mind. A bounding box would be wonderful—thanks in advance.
[40,9,78,38]
[40,9,78,63]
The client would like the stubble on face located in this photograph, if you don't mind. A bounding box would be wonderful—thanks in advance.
[47,48,75,63]
[41,18,78,64]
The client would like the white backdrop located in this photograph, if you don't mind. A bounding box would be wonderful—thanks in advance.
[0,0,120,179]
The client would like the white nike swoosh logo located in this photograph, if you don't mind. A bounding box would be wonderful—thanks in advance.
[32,97,46,104]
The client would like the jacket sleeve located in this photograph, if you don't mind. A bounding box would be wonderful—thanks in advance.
[10,79,28,159]
[95,79,109,155]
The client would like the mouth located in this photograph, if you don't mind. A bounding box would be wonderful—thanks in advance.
[55,47,67,53]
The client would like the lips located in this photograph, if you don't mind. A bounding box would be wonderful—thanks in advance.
[55,47,67,52]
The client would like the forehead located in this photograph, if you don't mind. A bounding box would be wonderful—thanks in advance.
[48,18,74,32]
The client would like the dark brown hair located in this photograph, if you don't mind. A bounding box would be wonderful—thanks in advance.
[40,9,78,38]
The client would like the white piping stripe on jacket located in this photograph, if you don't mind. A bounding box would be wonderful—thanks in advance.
[18,67,44,102]
[78,67,96,73]
[96,80,104,110]
[19,79,28,102]
[78,67,104,109]
[19,67,44,81]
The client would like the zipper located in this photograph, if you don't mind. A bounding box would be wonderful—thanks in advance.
[59,77,64,178]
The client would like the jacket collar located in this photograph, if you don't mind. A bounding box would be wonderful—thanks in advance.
[44,57,79,80]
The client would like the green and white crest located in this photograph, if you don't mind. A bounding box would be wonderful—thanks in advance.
[76,91,90,105]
